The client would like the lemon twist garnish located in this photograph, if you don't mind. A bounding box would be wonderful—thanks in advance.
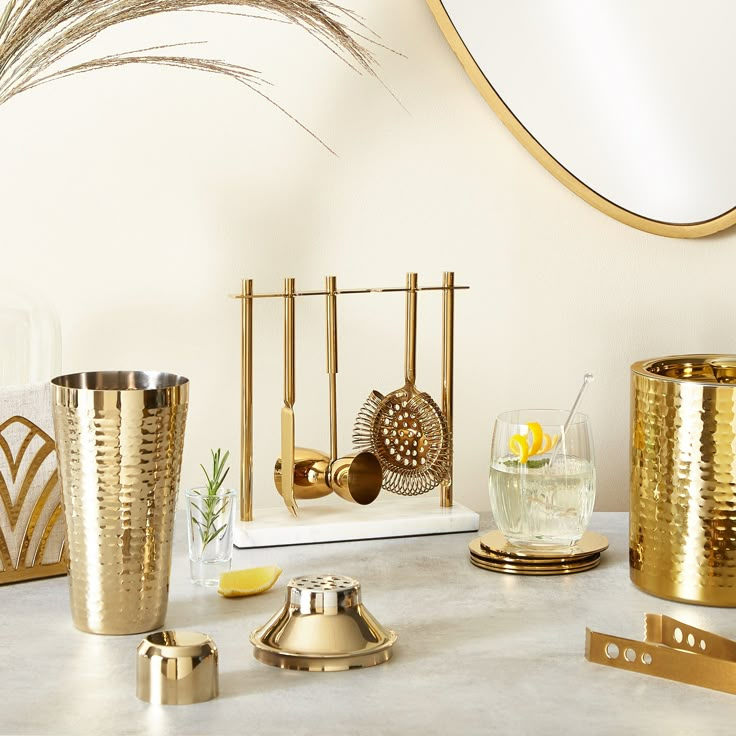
[509,422,559,464]
[528,422,543,456]
[508,434,530,463]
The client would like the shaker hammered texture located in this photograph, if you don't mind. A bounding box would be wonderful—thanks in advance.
[52,372,188,634]
[630,357,736,606]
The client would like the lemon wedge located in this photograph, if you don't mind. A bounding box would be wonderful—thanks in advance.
[218,565,282,598]
[509,434,530,464]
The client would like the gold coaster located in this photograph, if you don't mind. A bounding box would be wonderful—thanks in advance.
[470,548,600,568]
[468,530,608,576]
[475,530,609,560]
[470,553,601,575]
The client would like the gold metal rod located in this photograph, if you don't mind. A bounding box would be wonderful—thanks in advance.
[230,285,469,299]
[405,273,418,384]
[284,279,295,406]
[326,276,338,463]
[240,279,254,521]
[441,271,455,508]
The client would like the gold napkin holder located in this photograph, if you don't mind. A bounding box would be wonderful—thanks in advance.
[0,384,66,584]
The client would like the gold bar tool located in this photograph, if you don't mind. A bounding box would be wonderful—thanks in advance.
[273,277,381,505]
[353,273,450,495]
[281,278,297,517]
[586,614,736,695]
[323,276,382,504]
[326,276,339,465]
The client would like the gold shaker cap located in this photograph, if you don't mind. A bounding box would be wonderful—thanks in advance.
[250,574,397,671]
[136,631,218,705]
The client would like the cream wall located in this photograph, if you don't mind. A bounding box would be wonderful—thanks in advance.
[2,1,734,513]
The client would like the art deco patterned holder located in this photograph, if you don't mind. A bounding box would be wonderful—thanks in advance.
[0,383,66,584]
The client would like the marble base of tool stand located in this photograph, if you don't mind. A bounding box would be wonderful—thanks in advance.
[233,496,479,548]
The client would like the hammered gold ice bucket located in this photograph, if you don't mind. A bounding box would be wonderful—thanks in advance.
[631,355,736,606]
[51,371,189,634]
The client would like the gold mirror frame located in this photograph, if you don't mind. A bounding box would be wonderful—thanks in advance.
[427,0,736,239]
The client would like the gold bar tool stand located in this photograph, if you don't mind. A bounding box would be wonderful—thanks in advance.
[233,273,480,547]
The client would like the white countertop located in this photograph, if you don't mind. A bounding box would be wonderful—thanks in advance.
[1,512,734,735]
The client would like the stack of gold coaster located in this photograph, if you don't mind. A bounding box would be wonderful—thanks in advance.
[469,530,609,575]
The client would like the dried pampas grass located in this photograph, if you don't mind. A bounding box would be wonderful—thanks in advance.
[0,1,379,148]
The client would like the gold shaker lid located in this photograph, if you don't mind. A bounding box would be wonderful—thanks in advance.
[250,574,397,671]
[136,631,218,705]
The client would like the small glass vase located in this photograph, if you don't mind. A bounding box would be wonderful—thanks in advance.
[185,487,236,586]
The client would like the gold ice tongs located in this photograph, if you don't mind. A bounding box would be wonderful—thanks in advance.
[586,613,736,695]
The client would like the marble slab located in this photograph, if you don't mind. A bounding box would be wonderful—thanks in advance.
[233,495,480,547]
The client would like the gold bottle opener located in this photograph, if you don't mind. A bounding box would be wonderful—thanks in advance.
[586,614,736,695]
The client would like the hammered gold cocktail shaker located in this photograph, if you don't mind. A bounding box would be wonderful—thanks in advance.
[631,355,736,606]
[52,371,189,634]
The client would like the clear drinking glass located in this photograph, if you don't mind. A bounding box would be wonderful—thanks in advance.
[488,409,596,548]
[185,487,236,586]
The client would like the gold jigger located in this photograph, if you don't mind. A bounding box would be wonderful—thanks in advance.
[274,447,381,505]
[272,276,383,507]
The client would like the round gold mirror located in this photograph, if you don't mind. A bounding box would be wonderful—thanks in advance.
[428,0,736,238]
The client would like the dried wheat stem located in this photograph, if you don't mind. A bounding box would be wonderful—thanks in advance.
[0,0,379,149]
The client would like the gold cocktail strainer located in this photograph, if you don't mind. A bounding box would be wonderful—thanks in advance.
[250,574,397,672]
[353,273,450,495]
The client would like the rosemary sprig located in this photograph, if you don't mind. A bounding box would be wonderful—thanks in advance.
[191,448,231,551]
